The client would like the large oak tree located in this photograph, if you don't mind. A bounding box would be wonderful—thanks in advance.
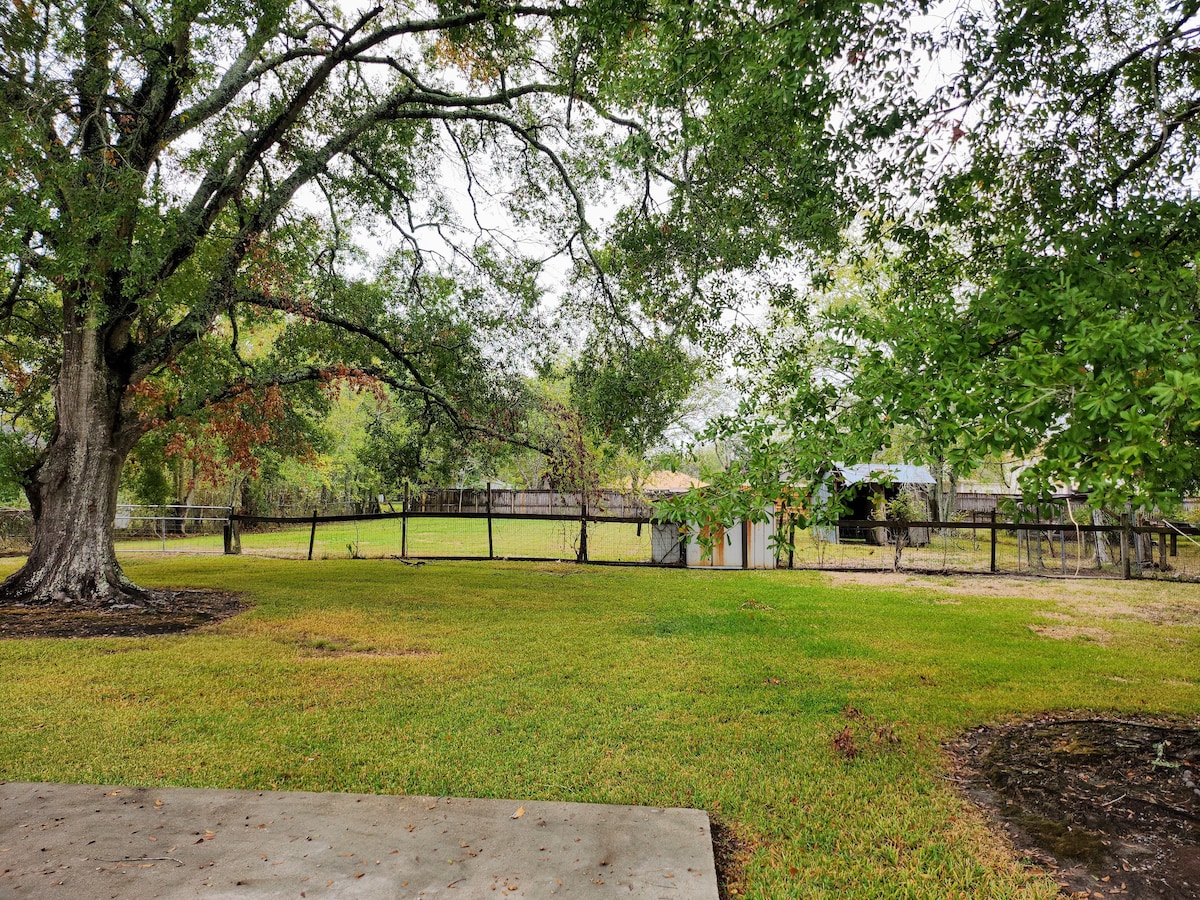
[0,0,899,605]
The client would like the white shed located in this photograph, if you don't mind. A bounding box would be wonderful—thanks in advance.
[683,509,777,569]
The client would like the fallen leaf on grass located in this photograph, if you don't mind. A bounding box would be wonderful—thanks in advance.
[833,726,860,760]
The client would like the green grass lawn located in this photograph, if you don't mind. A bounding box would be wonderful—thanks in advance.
[1,557,1197,897]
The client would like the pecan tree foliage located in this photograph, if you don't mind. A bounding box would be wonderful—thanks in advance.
[0,0,898,604]
[854,0,1200,507]
[700,0,1200,523]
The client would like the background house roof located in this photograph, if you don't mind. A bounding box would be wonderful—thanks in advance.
[623,470,708,493]
[836,463,937,486]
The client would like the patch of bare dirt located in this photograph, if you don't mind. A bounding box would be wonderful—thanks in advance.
[949,716,1200,899]
[1028,624,1114,645]
[822,572,1200,627]
[709,817,755,900]
[0,590,247,638]
[305,647,437,659]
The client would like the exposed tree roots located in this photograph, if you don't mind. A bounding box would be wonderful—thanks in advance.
[0,590,247,637]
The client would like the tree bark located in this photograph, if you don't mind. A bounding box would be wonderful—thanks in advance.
[0,322,148,607]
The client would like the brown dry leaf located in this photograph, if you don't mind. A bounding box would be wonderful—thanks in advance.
[833,725,859,760]
[511,807,525,819]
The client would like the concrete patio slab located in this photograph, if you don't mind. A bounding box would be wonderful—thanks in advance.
[0,782,717,898]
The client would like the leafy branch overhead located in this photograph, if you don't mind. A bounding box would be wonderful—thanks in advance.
[0,0,896,604]
[710,0,1200,512]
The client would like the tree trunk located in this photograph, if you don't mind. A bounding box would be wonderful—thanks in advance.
[0,322,148,607]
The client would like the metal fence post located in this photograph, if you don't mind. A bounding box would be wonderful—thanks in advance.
[1120,513,1131,579]
[307,509,318,561]
[486,482,494,560]
[990,510,997,573]
[1059,510,1067,575]
[578,492,588,563]
[741,518,750,570]
[788,518,795,570]
[402,483,409,559]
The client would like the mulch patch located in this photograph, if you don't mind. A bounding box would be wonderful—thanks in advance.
[0,590,247,638]
[949,716,1200,899]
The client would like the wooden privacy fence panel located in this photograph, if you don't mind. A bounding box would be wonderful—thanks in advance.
[407,488,655,519]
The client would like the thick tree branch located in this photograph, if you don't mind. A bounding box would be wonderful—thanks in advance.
[156,366,545,454]
[1108,93,1200,193]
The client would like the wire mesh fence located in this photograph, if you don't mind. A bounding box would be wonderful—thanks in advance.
[781,518,1200,580]
[112,505,229,554]
[2,492,1198,579]
[226,511,664,565]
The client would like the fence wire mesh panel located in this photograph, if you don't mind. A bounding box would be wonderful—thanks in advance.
[0,488,1195,578]
[229,522,307,559]
[584,520,655,563]
[113,505,229,554]
[491,518,578,560]
[781,519,1200,580]
[405,517,490,559]
[0,508,32,554]
[230,513,660,563]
